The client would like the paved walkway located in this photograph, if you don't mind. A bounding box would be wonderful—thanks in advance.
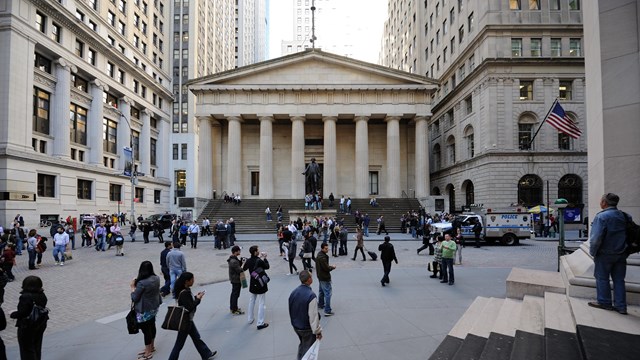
[2,233,561,359]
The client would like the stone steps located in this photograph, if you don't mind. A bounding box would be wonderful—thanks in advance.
[429,266,640,359]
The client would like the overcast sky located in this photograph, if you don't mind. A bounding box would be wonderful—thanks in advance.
[268,0,389,64]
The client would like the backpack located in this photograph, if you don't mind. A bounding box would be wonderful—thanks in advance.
[622,212,640,255]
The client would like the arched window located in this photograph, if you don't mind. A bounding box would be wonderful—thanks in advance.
[432,187,441,196]
[446,183,456,213]
[558,174,583,205]
[446,135,456,165]
[464,125,474,159]
[518,113,538,150]
[462,180,474,206]
[518,174,543,207]
[433,144,441,170]
[558,113,578,150]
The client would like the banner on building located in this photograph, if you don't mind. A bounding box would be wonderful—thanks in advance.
[123,147,133,177]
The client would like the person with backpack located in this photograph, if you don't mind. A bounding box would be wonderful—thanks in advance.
[588,193,630,315]
[10,275,48,360]
[242,245,270,330]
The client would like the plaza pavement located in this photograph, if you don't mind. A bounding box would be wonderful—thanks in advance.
[2,232,563,359]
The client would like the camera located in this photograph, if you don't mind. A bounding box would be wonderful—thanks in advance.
[241,257,247,262]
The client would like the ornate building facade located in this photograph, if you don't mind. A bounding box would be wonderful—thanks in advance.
[381,0,588,215]
[189,50,437,201]
[0,0,173,225]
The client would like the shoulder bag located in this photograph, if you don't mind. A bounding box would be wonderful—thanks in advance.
[161,290,191,331]
[126,302,139,334]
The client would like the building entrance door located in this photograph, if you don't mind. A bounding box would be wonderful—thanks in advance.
[369,171,379,195]
[251,171,259,195]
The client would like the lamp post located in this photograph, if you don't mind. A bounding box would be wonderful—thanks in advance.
[555,198,568,271]
[114,108,137,225]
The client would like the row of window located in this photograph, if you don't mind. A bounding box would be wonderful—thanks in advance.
[509,0,580,11]
[511,38,581,58]
[37,173,161,203]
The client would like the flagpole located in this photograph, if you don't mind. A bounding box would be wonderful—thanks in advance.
[528,98,558,148]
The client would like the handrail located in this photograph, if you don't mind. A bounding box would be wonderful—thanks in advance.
[401,190,408,198]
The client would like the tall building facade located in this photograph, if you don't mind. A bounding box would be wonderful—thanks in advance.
[171,0,268,207]
[0,0,174,226]
[381,0,588,216]
[236,0,269,67]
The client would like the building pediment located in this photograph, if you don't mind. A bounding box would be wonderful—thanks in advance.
[188,49,438,89]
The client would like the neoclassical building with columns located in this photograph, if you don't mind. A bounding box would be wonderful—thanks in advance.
[187,50,438,201]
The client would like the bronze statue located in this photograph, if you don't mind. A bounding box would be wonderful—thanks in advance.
[302,158,322,194]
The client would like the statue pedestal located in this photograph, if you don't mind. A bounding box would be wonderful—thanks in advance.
[560,242,640,304]
[288,209,336,221]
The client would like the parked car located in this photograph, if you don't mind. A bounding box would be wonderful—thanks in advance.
[139,213,176,230]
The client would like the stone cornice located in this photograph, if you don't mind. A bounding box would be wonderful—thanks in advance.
[191,85,434,92]
[70,88,92,106]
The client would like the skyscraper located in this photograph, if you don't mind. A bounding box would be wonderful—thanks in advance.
[0,0,174,225]
[381,0,587,215]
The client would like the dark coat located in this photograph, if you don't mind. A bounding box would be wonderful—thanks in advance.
[131,275,162,314]
[378,242,398,263]
[228,255,243,284]
[315,251,333,282]
[10,291,48,328]
[243,255,270,294]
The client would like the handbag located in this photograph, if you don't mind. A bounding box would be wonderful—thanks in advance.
[161,305,191,331]
[126,303,139,334]
[240,271,248,289]
[303,252,312,259]
[27,302,49,329]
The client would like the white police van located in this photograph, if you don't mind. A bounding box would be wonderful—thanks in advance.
[431,211,532,246]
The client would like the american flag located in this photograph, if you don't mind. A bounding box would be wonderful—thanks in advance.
[545,101,582,139]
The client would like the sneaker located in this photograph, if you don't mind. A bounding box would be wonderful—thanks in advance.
[60,262,64,266]
[207,351,217,359]
[257,323,269,330]
[55,261,59,266]
[232,310,245,315]
[323,311,335,317]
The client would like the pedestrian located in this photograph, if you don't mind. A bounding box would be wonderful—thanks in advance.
[281,225,291,257]
[472,220,482,248]
[417,224,433,255]
[287,235,299,275]
[328,192,334,207]
[35,236,47,268]
[170,220,180,243]
[288,270,323,360]
[130,261,161,360]
[52,225,69,266]
[455,227,464,265]
[95,222,106,251]
[265,206,272,222]
[26,229,38,270]
[352,226,366,261]
[228,219,236,246]
[179,222,188,246]
[168,272,217,360]
[430,235,444,279]
[227,245,246,315]
[362,213,370,237]
[243,245,270,330]
[339,225,348,256]
[0,245,15,281]
[10,275,47,360]
[166,242,187,292]
[441,233,457,285]
[329,226,339,257]
[0,268,8,360]
[188,221,199,248]
[315,243,336,316]
[143,222,151,244]
[588,193,629,315]
[378,236,398,286]
[113,230,125,256]
[301,233,313,271]
[12,223,24,256]
[65,223,75,250]
[155,221,165,243]
[130,222,137,242]
[159,242,172,297]
[377,215,389,235]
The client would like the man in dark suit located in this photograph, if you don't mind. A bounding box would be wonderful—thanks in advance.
[378,236,398,287]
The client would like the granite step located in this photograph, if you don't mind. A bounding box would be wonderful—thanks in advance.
[543,292,582,360]
[478,298,522,360]
[506,267,565,300]
[509,296,545,360]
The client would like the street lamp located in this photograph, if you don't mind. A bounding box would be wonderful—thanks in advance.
[555,198,569,271]
[113,108,137,225]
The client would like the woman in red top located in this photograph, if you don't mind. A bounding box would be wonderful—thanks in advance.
[1,244,16,281]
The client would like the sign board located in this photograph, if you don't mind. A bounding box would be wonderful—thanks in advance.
[123,147,133,177]
[1,192,36,201]
[180,210,193,222]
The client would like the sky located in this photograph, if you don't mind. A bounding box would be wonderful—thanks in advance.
[267,0,389,64]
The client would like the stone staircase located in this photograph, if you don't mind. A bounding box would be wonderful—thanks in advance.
[197,198,422,234]
[429,264,640,360]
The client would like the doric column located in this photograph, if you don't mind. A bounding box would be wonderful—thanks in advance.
[386,116,401,197]
[197,116,213,198]
[212,120,223,197]
[291,116,306,199]
[259,116,274,198]
[139,109,152,174]
[51,59,77,158]
[322,116,337,197]
[414,116,429,198]
[226,116,243,195]
[354,116,369,198]
[89,79,107,165]
[117,97,132,171]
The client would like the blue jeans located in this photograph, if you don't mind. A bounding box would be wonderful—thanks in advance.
[52,244,66,263]
[170,268,183,291]
[97,235,106,250]
[28,248,37,269]
[318,280,332,313]
[15,237,23,255]
[593,253,627,311]
[363,225,369,237]
[442,257,455,283]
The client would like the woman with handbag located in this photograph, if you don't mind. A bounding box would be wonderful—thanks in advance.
[168,272,217,360]
[10,275,47,360]
[130,261,162,360]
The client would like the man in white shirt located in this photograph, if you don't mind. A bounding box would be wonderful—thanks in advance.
[53,226,70,266]
[188,221,200,248]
